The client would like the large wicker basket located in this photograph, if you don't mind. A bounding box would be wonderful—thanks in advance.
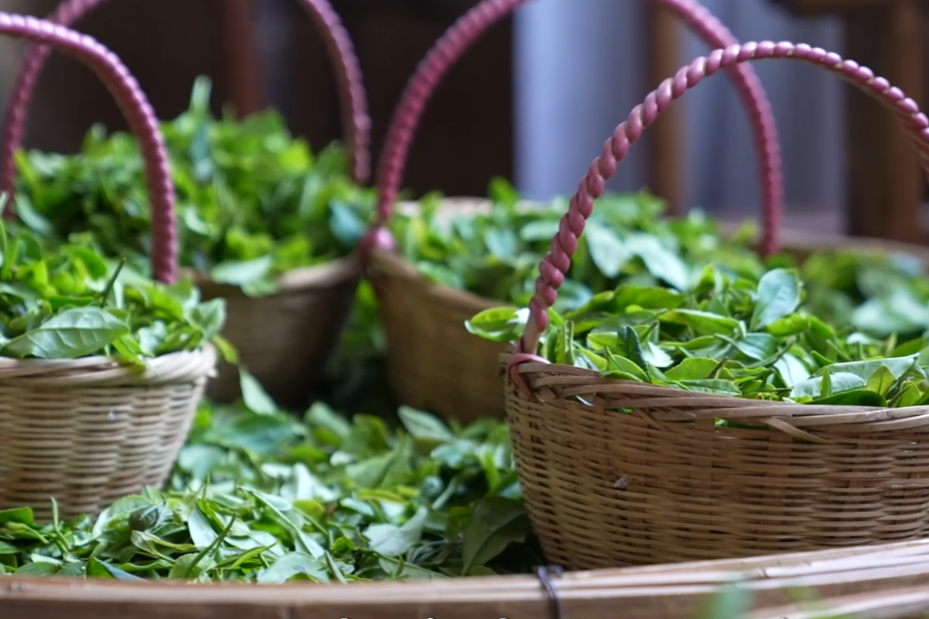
[364,0,783,423]
[0,14,217,522]
[504,40,929,571]
[0,0,371,410]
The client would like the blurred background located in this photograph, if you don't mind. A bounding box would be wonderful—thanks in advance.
[0,0,924,242]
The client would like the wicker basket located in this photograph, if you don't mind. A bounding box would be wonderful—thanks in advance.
[0,0,372,410]
[0,14,217,522]
[504,40,929,571]
[364,0,783,423]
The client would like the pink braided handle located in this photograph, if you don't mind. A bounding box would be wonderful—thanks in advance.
[365,0,783,257]
[0,0,371,201]
[0,13,178,284]
[510,41,929,388]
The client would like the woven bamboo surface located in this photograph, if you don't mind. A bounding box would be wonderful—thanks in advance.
[504,360,929,569]
[7,537,929,617]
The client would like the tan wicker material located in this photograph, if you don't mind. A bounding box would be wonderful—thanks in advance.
[6,538,929,617]
[503,42,929,570]
[199,255,361,408]
[504,362,929,569]
[0,347,217,522]
[0,14,218,522]
[369,199,500,423]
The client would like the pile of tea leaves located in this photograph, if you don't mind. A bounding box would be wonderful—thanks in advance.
[364,178,929,341]
[387,179,767,312]
[0,396,538,582]
[12,77,375,297]
[0,207,229,363]
[467,265,929,409]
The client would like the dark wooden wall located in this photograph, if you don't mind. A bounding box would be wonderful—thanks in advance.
[6,0,513,198]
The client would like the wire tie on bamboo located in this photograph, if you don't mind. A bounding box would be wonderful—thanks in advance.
[535,565,566,619]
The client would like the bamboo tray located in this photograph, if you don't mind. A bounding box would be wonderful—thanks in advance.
[8,537,929,618]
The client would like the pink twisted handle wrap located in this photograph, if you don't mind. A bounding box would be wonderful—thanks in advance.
[0,0,371,200]
[508,41,929,393]
[0,12,178,284]
[366,0,783,257]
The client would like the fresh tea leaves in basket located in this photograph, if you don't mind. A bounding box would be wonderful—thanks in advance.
[0,211,229,362]
[11,77,376,297]
[389,178,929,338]
[389,179,765,311]
[0,397,539,582]
[468,266,929,409]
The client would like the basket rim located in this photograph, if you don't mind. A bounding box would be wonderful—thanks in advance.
[188,253,362,298]
[0,343,217,386]
[503,352,929,436]
[368,247,499,313]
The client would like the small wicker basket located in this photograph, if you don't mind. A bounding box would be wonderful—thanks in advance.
[0,0,372,410]
[0,14,217,522]
[364,0,783,423]
[504,40,929,570]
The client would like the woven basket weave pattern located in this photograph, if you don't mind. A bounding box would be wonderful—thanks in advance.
[505,368,929,569]
[0,350,215,522]
[372,247,502,422]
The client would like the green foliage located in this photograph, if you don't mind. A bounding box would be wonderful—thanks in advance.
[12,77,376,297]
[468,266,929,409]
[388,181,766,311]
[0,398,539,582]
[0,211,226,363]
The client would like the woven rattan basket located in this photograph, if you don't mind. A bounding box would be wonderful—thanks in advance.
[0,14,217,522]
[503,40,929,571]
[0,0,371,410]
[364,0,783,423]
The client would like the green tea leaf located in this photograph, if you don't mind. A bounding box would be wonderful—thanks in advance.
[659,309,740,336]
[750,268,802,330]
[239,370,278,414]
[465,307,528,343]
[1,307,129,359]
[363,507,428,557]
[210,255,274,287]
[461,498,529,574]
[256,552,328,584]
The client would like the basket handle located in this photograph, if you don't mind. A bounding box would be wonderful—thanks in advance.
[0,0,371,201]
[510,41,929,391]
[0,13,179,284]
[364,0,783,257]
